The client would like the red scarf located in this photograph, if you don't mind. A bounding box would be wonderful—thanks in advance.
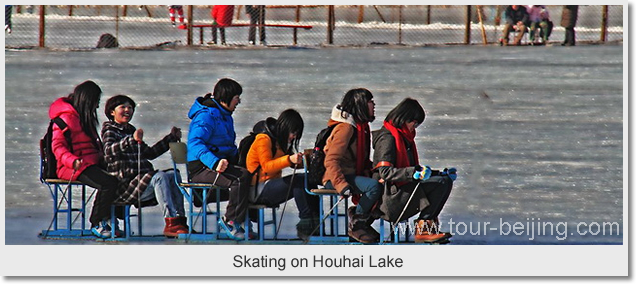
[355,122,371,176]
[384,121,418,186]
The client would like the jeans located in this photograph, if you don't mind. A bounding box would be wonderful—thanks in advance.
[140,170,185,218]
[324,175,382,215]
[254,174,319,219]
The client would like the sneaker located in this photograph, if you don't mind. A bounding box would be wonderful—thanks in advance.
[91,220,112,239]
[218,216,245,241]
[171,21,176,27]
[178,24,187,30]
[111,219,125,238]
[245,222,258,240]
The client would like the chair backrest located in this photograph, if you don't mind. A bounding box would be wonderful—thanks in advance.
[169,142,188,164]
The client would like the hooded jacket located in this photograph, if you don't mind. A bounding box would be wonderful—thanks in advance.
[322,105,366,193]
[187,96,238,175]
[48,97,102,180]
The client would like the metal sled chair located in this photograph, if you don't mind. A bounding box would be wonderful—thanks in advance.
[39,148,94,238]
[302,153,350,242]
[245,203,279,241]
[169,142,229,241]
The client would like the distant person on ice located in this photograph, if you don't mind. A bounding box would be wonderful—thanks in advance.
[526,5,553,45]
[246,5,266,45]
[101,95,190,238]
[499,5,529,46]
[48,80,119,238]
[5,5,12,34]
[561,5,579,46]
[371,98,456,243]
[168,5,185,29]
[210,5,234,45]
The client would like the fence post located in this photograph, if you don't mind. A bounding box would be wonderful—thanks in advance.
[68,5,73,16]
[426,5,431,25]
[293,6,301,45]
[39,5,45,48]
[327,5,334,44]
[398,6,403,45]
[465,5,471,45]
[115,6,119,40]
[187,5,193,46]
[601,5,608,42]
[358,5,364,23]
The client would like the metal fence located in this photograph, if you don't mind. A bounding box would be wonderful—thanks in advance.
[4,5,624,50]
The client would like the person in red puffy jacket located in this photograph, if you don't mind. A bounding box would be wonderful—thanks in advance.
[211,5,234,45]
[48,80,120,239]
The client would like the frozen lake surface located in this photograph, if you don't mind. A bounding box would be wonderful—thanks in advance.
[4,44,623,245]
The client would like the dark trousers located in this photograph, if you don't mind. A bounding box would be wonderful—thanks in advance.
[418,175,453,220]
[190,164,251,222]
[254,173,319,219]
[212,27,226,44]
[563,27,576,46]
[247,5,265,43]
[78,165,119,227]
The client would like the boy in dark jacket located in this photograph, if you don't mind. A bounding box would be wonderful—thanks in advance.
[499,5,530,46]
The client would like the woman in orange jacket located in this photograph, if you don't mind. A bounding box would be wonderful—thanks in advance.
[245,109,319,240]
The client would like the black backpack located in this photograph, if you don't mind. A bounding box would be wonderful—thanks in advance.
[237,117,277,173]
[40,117,72,181]
[307,123,354,186]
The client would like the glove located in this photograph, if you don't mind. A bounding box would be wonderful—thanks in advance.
[442,167,458,181]
[340,185,352,197]
[413,165,432,181]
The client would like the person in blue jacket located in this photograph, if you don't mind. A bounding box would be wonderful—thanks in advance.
[187,78,255,240]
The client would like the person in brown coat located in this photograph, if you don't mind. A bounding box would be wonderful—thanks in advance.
[322,88,382,243]
[561,5,579,46]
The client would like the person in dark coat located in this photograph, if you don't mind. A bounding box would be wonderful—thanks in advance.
[499,5,529,46]
[5,5,12,33]
[246,5,266,45]
[371,98,456,243]
[561,5,579,46]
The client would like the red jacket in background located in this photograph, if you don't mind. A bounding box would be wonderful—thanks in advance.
[211,5,234,26]
[48,97,103,180]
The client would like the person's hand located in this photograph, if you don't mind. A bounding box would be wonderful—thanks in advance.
[443,167,458,181]
[215,159,229,173]
[133,128,144,143]
[170,126,182,140]
[73,159,83,171]
[413,165,432,181]
[339,185,352,197]
[289,153,302,165]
